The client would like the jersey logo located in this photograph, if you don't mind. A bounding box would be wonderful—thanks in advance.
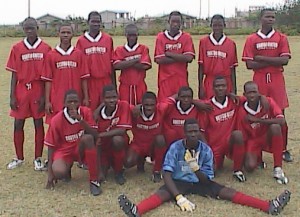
[125,54,141,61]
[21,53,44,61]
[136,123,159,130]
[65,130,84,142]
[172,119,185,126]
[250,114,268,129]
[85,46,107,55]
[56,61,77,69]
[256,42,278,50]
[206,50,227,59]
[215,109,235,122]
[165,43,182,51]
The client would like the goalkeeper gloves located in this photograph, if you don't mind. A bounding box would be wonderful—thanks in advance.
[184,149,200,172]
[175,194,196,212]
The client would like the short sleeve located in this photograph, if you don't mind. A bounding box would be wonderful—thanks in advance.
[242,36,254,61]
[183,34,195,57]
[279,34,291,58]
[6,46,17,72]
[140,46,152,65]
[154,34,165,59]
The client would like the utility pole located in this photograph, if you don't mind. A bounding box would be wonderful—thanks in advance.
[28,0,31,17]
[199,0,202,19]
[207,0,210,19]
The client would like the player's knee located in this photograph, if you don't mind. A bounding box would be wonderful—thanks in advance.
[244,157,257,172]
[154,135,166,148]
[80,134,95,148]
[112,136,125,150]
[52,161,68,179]
[231,130,244,145]
[14,119,25,131]
[269,124,282,135]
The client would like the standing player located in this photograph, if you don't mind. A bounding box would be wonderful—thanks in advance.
[95,85,132,185]
[113,24,152,105]
[6,17,51,170]
[154,11,195,101]
[76,11,115,111]
[242,8,292,162]
[45,90,101,196]
[118,119,291,216]
[124,92,166,182]
[198,14,238,99]
[236,81,288,184]
[42,23,89,123]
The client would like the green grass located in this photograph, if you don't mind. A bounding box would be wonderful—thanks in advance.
[0,35,299,217]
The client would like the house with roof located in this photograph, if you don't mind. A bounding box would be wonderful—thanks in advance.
[100,10,134,29]
[35,13,65,29]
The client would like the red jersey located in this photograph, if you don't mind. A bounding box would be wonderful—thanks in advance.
[41,46,90,112]
[76,31,113,79]
[131,105,163,144]
[201,97,238,148]
[6,38,51,83]
[113,43,151,85]
[198,34,238,77]
[97,101,132,132]
[44,106,97,153]
[154,30,195,82]
[237,97,284,139]
[242,29,291,74]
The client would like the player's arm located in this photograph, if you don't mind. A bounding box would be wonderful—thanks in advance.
[133,62,152,71]
[46,147,56,189]
[231,67,237,95]
[111,68,117,88]
[45,81,53,114]
[165,52,193,63]
[245,60,269,70]
[198,64,205,99]
[192,99,213,112]
[9,72,17,110]
[113,58,140,70]
[246,115,285,125]
[98,128,126,138]
[163,171,181,197]
[253,55,289,66]
[155,56,177,64]
[81,79,89,106]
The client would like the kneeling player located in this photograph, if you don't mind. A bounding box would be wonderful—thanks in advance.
[45,90,101,196]
[124,92,166,182]
[118,119,291,216]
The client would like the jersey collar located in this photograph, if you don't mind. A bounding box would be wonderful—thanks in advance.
[244,101,261,115]
[209,33,226,46]
[84,31,102,42]
[101,105,118,120]
[164,30,182,40]
[211,96,228,109]
[124,43,139,52]
[257,29,275,39]
[23,37,42,49]
[55,45,74,56]
[140,106,155,121]
[63,107,81,124]
[176,101,194,115]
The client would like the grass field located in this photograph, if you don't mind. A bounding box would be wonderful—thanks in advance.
[0,35,299,217]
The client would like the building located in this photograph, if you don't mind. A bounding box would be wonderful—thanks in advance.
[160,13,197,28]
[100,10,134,29]
[35,13,65,29]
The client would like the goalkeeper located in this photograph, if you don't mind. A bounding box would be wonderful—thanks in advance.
[118,118,291,216]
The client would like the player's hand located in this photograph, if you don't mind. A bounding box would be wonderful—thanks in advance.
[82,97,89,107]
[227,93,240,105]
[38,96,45,113]
[131,104,141,118]
[176,194,196,212]
[194,101,213,112]
[245,114,260,123]
[46,174,57,190]
[184,149,200,172]
[10,97,18,110]
[45,101,53,115]
[259,95,270,112]
[69,107,82,121]
[198,86,205,99]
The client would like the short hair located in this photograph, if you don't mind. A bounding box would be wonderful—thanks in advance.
[64,89,78,102]
[58,22,73,32]
[102,84,117,96]
[213,75,227,86]
[22,17,38,27]
[88,11,102,22]
[243,81,258,92]
[168,11,183,21]
[210,14,225,26]
[184,118,199,131]
[142,91,157,102]
[125,23,138,33]
[260,8,275,17]
[178,86,193,97]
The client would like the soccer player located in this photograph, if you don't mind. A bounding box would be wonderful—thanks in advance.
[45,90,101,196]
[154,11,195,101]
[5,17,51,170]
[242,8,292,162]
[76,11,115,110]
[198,14,238,99]
[95,85,132,185]
[124,92,166,182]
[118,119,291,216]
[42,23,89,123]
[236,81,289,184]
[113,24,152,105]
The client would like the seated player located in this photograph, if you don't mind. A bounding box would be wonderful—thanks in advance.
[95,85,132,185]
[118,119,291,216]
[113,24,152,105]
[124,92,166,183]
[236,81,288,184]
[45,90,101,196]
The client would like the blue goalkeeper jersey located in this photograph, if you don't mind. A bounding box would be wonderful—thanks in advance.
[163,139,214,183]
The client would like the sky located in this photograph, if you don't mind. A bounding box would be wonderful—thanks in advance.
[0,0,285,25]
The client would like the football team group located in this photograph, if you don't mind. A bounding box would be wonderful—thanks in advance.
[5,8,293,216]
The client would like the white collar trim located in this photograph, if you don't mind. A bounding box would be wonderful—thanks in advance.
[209,33,226,45]
[140,106,155,121]
[84,31,102,42]
[211,96,228,109]
[55,45,74,55]
[244,101,261,115]
[23,37,42,49]
[101,105,118,120]
[176,101,194,115]
[164,30,182,40]
[257,29,275,39]
[63,107,81,124]
[124,43,139,52]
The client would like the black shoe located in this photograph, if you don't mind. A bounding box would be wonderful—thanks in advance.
[115,172,126,185]
[118,194,140,217]
[268,190,291,215]
[90,181,102,196]
[77,162,89,170]
[151,171,162,183]
[233,171,246,182]
[282,150,293,162]
[257,161,267,169]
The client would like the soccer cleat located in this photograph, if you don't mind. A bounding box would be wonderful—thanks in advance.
[282,150,293,162]
[233,170,246,182]
[118,194,140,217]
[90,180,102,196]
[268,190,291,215]
[6,158,24,170]
[115,171,126,185]
[151,171,162,183]
[257,161,267,169]
[273,167,288,184]
[34,158,46,171]
[77,162,88,170]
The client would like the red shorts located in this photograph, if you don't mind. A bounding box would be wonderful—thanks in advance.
[52,145,80,165]
[88,77,112,111]
[246,134,272,157]
[158,76,188,102]
[119,82,147,106]
[210,139,232,169]
[129,139,154,158]
[10,80,44,119]
[203,75,232,99]
[253,72,288,109]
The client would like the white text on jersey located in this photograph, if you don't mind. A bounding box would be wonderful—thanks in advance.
[21,53,44,61]
[65,130,84,142]
[56,61,77,69]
